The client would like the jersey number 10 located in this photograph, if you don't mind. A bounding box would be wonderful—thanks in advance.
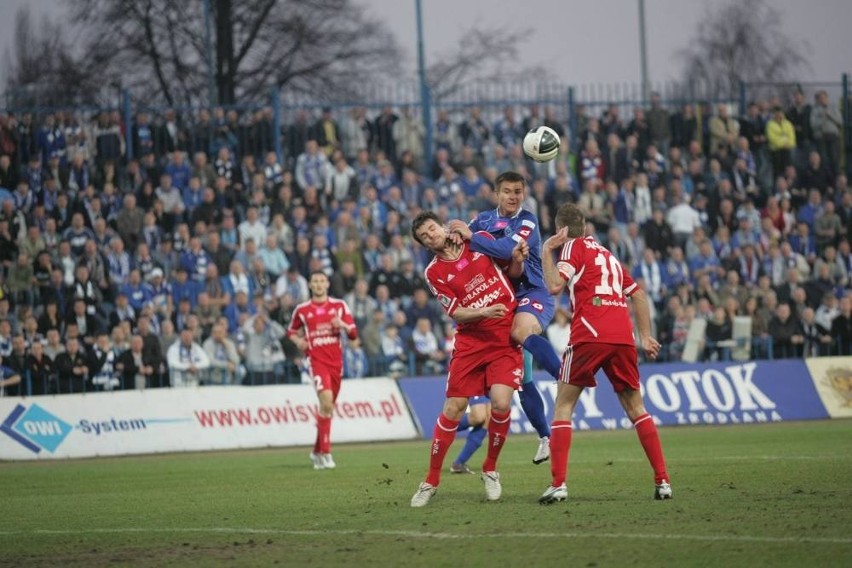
[594,253,624,297]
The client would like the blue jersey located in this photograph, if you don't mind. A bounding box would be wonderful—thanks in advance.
[468,208,546,298]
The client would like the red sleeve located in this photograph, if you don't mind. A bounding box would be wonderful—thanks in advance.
[622,266,639,297]
[338,300,358,339]
[425,266,459,317]
[556,238,583,282]
[287,306,304,336]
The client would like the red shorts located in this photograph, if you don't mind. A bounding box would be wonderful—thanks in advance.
[445,343,523,398]
[307,360,343,401]
[559,342,640,392]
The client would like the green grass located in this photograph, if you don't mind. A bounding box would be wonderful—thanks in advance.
[1,420,851,567]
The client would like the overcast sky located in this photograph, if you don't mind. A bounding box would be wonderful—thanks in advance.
[1,0,850,90]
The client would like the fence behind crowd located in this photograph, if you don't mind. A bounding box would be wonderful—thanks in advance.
[3,75,850,177]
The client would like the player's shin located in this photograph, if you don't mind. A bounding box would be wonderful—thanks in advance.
[481,410,511,472]
[518,351,551,438]
[426,413,460,486]
[632,413,670,485]
[317,415,332,454]
[523,335,562,379]
[454,424,486,467]
[549,420,572,487]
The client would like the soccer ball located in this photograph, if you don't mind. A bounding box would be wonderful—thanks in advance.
[522,126,561,162]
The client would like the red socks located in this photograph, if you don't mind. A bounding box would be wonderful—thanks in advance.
[316,415,332,454]
[481,410,511,472]
[549,420,573,487]
[426,413,460,486]
[633,413,669,484]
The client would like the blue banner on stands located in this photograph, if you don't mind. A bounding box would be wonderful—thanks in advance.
[398,360,829,438]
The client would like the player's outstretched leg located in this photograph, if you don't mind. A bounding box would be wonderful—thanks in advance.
[411,413,460,507]
[632,413,672,500]
[540,419,572,504]
[481,409,511,501]
[518,349,551,463]
[522,334,562,379]
[451,425,486,474]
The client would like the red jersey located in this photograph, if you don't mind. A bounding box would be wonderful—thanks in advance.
[556,236,638,346]
[287,298,357,371]
[425,241,517,349]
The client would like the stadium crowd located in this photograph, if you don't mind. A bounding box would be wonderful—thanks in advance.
[0,89,850,396]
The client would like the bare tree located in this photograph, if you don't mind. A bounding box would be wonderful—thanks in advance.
[67,0,402,106]
[679,0,809,99]
[427,25,552,102]
[3,7,104,108]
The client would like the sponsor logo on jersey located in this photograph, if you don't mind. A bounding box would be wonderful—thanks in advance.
[467,289,502,309]
[464,273,485,293]
[462,276,501,305]
[493,220,508,230]
[447,274,454,281]
[455,258,469,271]
[593,298,628,308]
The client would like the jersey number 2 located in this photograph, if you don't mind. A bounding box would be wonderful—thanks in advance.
[594,253,623,297]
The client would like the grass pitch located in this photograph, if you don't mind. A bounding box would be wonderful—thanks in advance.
[1,420,851,567]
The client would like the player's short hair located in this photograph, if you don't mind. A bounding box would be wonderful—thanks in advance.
[555,203,586,238]
[308,270,328,280]
[494,170,525,191]
[410,211,441,246]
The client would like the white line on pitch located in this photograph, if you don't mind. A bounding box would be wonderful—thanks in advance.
[0,527,849,545]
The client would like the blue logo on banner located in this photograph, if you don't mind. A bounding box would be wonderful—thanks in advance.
[399,360,831,437]
[1,404,73,454]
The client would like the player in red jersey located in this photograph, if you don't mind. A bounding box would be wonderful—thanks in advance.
[288,270,358,470]
[538,203,672,504]
[409,211,527,507]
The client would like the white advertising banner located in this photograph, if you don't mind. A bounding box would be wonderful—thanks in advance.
[0,378,419,461]
[804,356,852,419]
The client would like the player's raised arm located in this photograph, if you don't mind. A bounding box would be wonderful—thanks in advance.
[506,240,528,279]
[627,287,661,360]
[541,228,569,295]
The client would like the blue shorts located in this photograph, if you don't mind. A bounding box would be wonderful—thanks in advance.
[469,395,490,406]
[516,289,556,330]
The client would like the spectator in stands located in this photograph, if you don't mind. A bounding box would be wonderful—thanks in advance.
[54,336,88,393]
[800,307,832,357]
[810,90,842,175]
[410,317,445,375]
[167,326,210,387]
[830,296,852,355]
[203,322,241,385]
[768,303,804,359]
[89,333,120,391]
[0,353,22,397]
[380,324,407,375]
[343,337,369,379]
[766,106,796,179]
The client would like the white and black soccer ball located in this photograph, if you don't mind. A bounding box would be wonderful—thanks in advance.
[522,125,561,163]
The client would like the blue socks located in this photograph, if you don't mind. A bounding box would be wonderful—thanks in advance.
[523,334,562,379]
[454,424,487,465]
[519,348,551,439]
[457,413,470,431]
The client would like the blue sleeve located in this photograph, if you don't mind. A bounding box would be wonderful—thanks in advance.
[469,232,515,261]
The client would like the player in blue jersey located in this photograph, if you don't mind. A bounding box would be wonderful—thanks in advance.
[448,170,563,464]
[449,396,490,474]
